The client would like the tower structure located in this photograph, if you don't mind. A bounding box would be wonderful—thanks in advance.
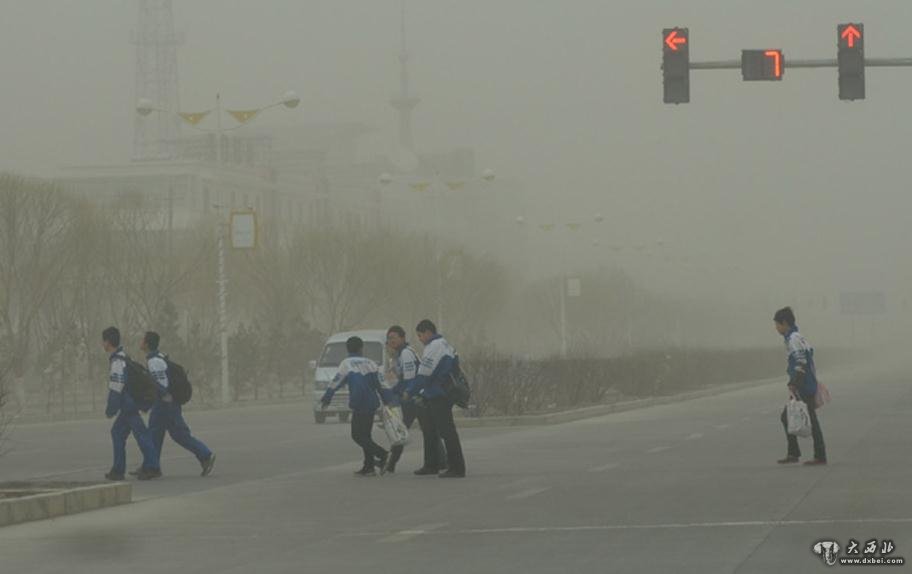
[389,0,420,152]
[132,0,183,160]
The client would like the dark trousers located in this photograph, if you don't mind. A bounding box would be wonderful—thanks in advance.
[111,411,159,474]
[425,397,466,474]
[351,410,387,469]
[388,402,447,470]
[148,401,213,465]
[780,393,827,461]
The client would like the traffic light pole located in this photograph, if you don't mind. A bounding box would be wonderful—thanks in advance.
[687,57,912,70]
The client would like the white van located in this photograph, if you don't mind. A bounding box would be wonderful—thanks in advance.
[310,330,389,424]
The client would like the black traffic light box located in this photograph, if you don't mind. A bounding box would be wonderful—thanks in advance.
[741,50,784,81]
[663,28,690,104]
[838,23,865,101]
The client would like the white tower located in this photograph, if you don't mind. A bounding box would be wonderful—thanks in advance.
[390,0,420,152]
[132,0,183,160]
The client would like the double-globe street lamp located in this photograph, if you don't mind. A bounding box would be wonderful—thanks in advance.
[378,168,496,331]
[135,90,299,405]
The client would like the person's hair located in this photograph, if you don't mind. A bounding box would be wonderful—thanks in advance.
[387,325,406,339]
[415,319,437,334]
[144,331,160,351]
[346,336,364,354]
[102,326,121,348]
[774,307,796,327]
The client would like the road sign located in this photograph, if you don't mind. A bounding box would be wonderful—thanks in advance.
[231,211,257,249]
[839,291,885,316]
[567,278,581,298]
[662,28,690,104]
[838,23,865,100]
[742,49,784,81]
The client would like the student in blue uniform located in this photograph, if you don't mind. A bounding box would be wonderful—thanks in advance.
[141,331,216,477]
[321,336,390,476]
[102,326,160,481]
[384,325,446,475]
[406,320,466,478]
[774,307,827,466]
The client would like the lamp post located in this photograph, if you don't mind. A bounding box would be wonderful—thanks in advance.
[515,213,604,358]
[379,168,496,331]
[136,90,298,405]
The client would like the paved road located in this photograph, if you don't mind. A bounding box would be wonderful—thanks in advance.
[0,364,909,573]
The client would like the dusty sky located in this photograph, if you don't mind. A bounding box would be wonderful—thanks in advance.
[0,0,910,341]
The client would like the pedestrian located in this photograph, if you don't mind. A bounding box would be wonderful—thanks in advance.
[774,307,827,466]
[139,331,216,477]
[321,336,390,476]
[384,325,446,475]
[406,320,466,478]
[102,327,160,481]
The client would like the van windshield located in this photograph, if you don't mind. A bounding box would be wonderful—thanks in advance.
[318,341,383,368]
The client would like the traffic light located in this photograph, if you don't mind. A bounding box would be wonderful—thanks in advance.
[663,28,690,104]
[838,23,865,100]
[741,50,784,81]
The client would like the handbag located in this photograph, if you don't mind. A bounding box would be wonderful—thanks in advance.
[815,382,831,409]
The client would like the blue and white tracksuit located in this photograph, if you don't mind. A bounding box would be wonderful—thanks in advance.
[146,351,212,465]
[321,355,385,413]
[784,327,818,398]
[106,348,159,474]
[780,326,826,460]
[321,354,388,469]
[413,335,465,474]
[408,335,459,400]
[388,343,447,470]
[391,344,421,402]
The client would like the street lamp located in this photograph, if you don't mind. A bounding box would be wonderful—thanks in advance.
[136,90,299,164]
[136,90,297,406]
[378,168,498,331]
[515,213,604,358]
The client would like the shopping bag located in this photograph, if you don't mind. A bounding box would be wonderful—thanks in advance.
[379,405,409,447]
[786,397,812,438]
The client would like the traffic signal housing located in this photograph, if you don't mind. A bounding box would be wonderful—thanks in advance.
[838,23,865,101]
[663,28,690,104]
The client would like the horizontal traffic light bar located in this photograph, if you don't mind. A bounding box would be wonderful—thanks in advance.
[662,23,912,104]
[687,57,912,70]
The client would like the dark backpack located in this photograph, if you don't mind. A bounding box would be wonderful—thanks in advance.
[442,362,471,409]
[164,356,193,405]
[122,356,158,410]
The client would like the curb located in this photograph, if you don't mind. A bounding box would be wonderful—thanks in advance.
[0,481,132,528]
[457,377,782,428]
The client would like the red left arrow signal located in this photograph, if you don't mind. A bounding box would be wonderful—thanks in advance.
[665,30,687,51]
[841,25,862,48]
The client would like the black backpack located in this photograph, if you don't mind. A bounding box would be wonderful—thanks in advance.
[122,356,158,410]
[442,362,471,409]
[164,356,193,405]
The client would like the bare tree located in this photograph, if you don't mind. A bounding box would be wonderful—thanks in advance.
[291,227,398,334]
[105,207,211,334]
[0,174,79,408]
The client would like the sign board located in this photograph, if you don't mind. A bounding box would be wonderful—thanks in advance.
[839,291,885,316]
[231,211,257,249]
[567,278,581,298]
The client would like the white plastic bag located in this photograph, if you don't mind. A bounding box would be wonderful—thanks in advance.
[379,405,409,447]
[786,397,812,438]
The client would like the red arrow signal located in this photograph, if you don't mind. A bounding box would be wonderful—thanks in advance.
[841,25,862,48]
[665,30,687,51]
